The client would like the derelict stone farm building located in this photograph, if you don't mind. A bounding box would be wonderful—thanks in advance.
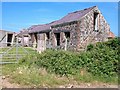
[25,6,114,52]
[0,30,16,47]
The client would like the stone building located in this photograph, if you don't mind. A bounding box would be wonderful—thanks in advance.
[28,6,114,52]
[0,30,15,47]
[16,29,30,47]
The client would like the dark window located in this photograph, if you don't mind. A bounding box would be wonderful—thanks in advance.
[94,12,99,31]
[65,32,70,39]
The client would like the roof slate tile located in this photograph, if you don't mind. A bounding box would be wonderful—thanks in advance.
[28,6,96,33]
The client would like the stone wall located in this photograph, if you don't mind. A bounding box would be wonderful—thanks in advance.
[49,7,110,51]
[0,30,8,47]
[0,30,15,47]
[51,22,78,51]
[76,7,110,50]
[37,33,47,53]
[33,7,110,52]
[30,33,37,48]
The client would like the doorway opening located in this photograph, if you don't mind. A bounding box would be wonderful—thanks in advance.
[54,33,60,46]
[46,32,50,40]
[46,32,50,47]
[7,34,13,46]
[34,33,38,43]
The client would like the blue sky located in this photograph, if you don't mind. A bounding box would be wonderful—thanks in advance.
[1,2,118,36]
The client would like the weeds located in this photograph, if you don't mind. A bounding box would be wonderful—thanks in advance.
[2,38,119,87]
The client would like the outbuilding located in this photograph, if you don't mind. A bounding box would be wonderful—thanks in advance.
[0,30,15,47]
[28,6,114,52]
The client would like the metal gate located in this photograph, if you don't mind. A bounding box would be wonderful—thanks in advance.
[0,42,36,64]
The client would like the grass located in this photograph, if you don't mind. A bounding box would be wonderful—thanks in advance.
[1,38,119,87]
[2,62,118,88]
[73,72,118,84]
[0,47,36,62]
[2,64,69,88]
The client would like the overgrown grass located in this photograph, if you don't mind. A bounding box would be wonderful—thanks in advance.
[2,38,119,87]
[2,64,69,87]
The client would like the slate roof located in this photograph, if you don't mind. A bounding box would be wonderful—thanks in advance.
[0,30,15,33]
[28,24,52,33]
[52,6,96,25]
[17,29,29,37]
[28,6,96,33]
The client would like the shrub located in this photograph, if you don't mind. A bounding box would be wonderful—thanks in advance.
[35,50,81,76]
[19,38,119,78]
[87,44,94,51]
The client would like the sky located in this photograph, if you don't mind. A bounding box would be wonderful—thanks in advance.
[1,2,118,36]
[1,0,120,2]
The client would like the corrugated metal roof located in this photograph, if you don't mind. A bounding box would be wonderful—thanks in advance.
[28,6,96,33]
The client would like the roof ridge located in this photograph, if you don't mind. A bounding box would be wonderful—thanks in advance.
[68,6,97,14]
[28,6,98,32]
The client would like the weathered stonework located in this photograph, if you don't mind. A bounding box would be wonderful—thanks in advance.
[28,6,113,52]
[51,22,78,51]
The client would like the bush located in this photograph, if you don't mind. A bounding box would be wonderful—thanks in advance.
[19,38,119,78]
[35,50,81,76]
[87,44,94,51]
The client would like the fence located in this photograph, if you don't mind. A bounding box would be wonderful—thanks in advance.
[0,42,37,64]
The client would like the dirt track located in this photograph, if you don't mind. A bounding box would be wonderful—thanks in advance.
[1,76,118,88]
